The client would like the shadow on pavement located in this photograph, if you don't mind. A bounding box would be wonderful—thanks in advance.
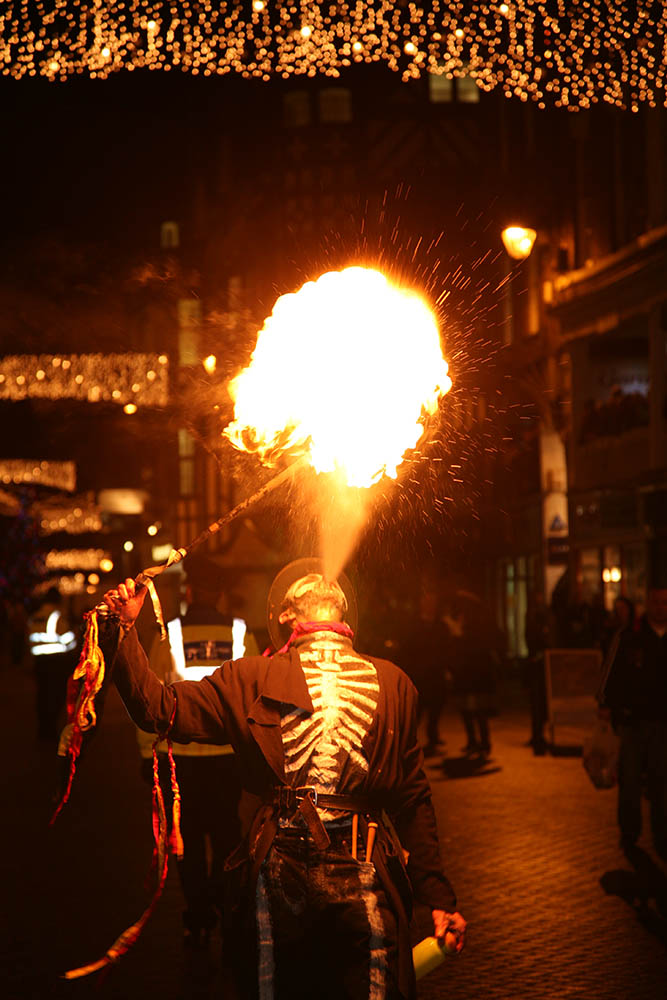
[549,744,583,758]
[600,846,667,948]
[435,755,502,780]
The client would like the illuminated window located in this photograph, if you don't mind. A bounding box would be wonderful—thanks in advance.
[457,75,480,103]
[283,90,310,127]
[160,221,180,249]
[179,459,195,497]
[178,429,195,458]
[179,429,195,496]
[428,73,454,103]
[318,88,352,123]
[428,71,479,104]
[177,299,201,366]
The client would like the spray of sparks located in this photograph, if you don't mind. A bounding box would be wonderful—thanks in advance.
[223,265,452,577]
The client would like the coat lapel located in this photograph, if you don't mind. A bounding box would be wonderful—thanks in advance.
[247,647,313,784]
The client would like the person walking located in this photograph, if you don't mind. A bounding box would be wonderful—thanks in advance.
[450,593,501,758]
[103,558,466,999]
[598,586,667,858]
[402,588,450,755]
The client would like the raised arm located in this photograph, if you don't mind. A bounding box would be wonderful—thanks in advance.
[104,579,228,745]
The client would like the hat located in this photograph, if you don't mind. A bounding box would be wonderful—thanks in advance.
[266,557,358,651]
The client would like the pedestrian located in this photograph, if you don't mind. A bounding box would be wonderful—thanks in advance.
[600,596,635,657]
[598,586,667,858]
[135,553,259,952]
[523,591,552,755]
[402,588,450,755]
[103,558,466,1000]
[449,593,500,758]
[28,586,77,741]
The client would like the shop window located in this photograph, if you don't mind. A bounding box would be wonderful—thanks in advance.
[578,547,601,603]
[498,556,535,658]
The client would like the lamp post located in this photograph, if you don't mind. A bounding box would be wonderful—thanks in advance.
[501,224,538,344]
[501,224,569,606]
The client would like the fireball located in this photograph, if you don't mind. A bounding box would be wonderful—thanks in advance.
[224,266,451,488]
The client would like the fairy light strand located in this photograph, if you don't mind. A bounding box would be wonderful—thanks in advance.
[0,460,76,492]
[0,2,666,110]
[0,353,169,407]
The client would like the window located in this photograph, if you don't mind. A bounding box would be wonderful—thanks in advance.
[428,72,454,103]
[177,299,201,366]
[457,74,480,103]
[428,70,480,104]
[160,221,180,249]
[318,88,352,123]
[178,429,195,497]
[283,90,310,127]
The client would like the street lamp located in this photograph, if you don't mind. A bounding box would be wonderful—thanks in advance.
[501,225,537,260]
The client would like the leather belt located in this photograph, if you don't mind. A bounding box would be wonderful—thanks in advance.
[273,785,370,815]
[270,786,372,853]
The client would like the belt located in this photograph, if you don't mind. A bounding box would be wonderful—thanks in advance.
[270,786,372,853]
[273,785,370,815]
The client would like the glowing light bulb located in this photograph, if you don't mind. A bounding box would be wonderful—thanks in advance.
[101,46,111,58]
[300,26,312,39]
[404,41,417,55]
[501,225,537,260]
[124,403,138,414]
[203,354,217,374]
[147,524,158,537]
[253,0,265,10]
[123,540,134,552]
[99,558,114,573]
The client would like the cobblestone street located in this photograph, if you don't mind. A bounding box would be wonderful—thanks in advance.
[2,663,666,1000]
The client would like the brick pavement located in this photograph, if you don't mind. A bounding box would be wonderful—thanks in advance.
[2,663,666,1000]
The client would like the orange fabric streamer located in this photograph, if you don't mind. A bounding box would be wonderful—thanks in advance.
[63,714,182,980]
[51,607,107,824]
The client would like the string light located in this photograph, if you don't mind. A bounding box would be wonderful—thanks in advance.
[0,354,169,407]
[0,460,76,492]
[0,2,665,110]
[38,498,103,535]
[36,574,87,596]
[45,548,112,571]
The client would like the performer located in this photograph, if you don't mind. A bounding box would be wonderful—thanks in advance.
[104,558,466,999]
[135,553,259,950]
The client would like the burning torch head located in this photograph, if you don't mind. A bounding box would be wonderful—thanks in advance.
[267,557,358,651]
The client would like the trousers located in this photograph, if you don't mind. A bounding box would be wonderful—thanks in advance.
[233,827,401,1000]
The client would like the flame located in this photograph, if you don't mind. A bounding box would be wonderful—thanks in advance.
[224,266,451,488]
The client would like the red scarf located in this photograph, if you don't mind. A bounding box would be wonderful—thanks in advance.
[264,620,354,656]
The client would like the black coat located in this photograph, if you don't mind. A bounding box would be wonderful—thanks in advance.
[113,627,457,998]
